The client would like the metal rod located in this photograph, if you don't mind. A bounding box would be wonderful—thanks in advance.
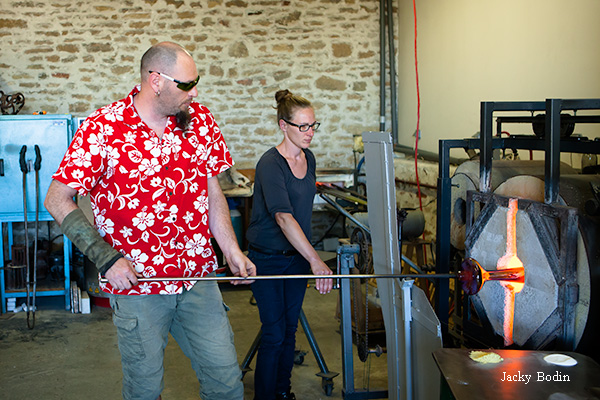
[318,193,370,231]
[387,0,398,144]
[379,0,386,132]
[99,272,457,284]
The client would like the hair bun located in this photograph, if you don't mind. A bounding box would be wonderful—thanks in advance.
[275,89,292,104]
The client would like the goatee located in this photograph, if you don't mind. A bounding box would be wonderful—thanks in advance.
[176,110,191,132]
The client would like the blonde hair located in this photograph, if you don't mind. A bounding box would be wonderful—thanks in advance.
[275,89,312,123]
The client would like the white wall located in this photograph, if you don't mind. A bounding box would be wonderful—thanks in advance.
[396,0,600,163]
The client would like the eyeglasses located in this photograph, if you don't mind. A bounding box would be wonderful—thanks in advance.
[149,70,200,91]
[282,118,320,132]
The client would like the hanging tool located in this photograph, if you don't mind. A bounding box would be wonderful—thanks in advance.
[19,145,33,327]
[29,145,41,329]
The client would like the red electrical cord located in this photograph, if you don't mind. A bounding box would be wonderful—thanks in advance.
[413,0,423,212]
[413,0,428,264]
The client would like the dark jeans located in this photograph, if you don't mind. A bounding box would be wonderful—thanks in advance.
[248,249,310,400]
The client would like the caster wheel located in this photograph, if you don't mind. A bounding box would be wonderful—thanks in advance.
[293,350,306,365]
[322,379,333,396]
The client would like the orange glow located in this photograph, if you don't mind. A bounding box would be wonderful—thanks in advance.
[496,198,525,346]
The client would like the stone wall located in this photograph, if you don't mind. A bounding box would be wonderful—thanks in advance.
[3,0,439,261]
[1,0,389,170]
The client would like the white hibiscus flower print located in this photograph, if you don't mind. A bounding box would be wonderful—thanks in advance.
[138,282,152,295]
[129,249,149,272]
[144,137,162,158]
[95,214,114,237]
[106,145,121,168]
[101,102,125,122]
[183,211,194,224]
[207,155,218,168]
[128,198,140,209]
[150,176,162,188]
[132,209,156,230]
[139,158,161,177]
[88,132,106,157]
[153,201,167,215]
[185,233,207,257]
[162,132,182,155]
[160,283,180,294]
[120,226,133,238]
[195,144,207,162]
[124,131,136,143]
[71,148,92,168]
[194,193,209,213]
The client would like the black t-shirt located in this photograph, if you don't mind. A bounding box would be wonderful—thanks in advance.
[246,147,316,251]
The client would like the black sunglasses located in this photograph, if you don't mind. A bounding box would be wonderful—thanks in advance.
[282,118,320,132]
[149,71,200,91]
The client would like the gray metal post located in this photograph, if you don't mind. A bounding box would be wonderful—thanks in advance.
[338,245,358,397]
[400,279,414,400]
[362,131,402,400]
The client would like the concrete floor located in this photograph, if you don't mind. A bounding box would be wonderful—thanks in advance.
[0,282,388,400]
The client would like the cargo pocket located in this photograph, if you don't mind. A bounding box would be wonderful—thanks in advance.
[112,313,146,362]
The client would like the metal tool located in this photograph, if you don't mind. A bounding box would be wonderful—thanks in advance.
[19,146,34,328]
[99,273,457,284]
[29,145,41,329]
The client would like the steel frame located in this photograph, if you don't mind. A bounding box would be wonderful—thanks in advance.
[436,98,600,344]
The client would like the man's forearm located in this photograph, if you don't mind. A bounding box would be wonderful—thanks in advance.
[207,176,242,258]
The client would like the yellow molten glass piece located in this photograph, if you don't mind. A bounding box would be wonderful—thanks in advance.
[469,350,504,364]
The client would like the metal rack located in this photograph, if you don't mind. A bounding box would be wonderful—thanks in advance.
[0,114,74,313]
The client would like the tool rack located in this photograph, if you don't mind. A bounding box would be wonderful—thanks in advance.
[0,114,74,313]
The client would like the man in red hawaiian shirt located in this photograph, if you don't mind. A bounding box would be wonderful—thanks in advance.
[45,42,255,400]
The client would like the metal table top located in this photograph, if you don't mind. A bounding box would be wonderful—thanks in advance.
[433,348,600,400]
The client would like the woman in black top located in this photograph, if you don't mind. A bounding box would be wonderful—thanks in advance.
[246,89,333,400]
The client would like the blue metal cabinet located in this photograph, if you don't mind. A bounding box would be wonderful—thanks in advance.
[0,114,74,313]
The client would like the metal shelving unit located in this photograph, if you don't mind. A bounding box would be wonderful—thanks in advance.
[0,114,74,313]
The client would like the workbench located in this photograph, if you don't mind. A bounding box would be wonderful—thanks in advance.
[433,348,600,399]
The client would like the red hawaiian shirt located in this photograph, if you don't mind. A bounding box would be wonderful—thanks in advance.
[53,86,233,295]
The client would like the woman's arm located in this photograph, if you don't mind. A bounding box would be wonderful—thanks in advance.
[275,212,332,294]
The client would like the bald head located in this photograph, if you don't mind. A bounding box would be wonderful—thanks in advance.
[140,42,192,80]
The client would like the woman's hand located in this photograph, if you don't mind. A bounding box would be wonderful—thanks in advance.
[311,260,333,294]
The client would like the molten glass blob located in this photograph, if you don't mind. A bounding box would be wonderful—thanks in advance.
[459,198,526,347]
[459,257,525,295]
[497,198,524,345]
[497,198,525,293]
